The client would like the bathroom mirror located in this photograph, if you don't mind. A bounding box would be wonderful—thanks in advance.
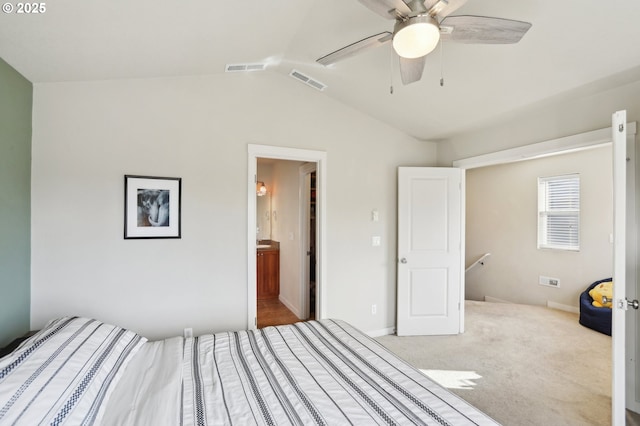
[256,192,271,241]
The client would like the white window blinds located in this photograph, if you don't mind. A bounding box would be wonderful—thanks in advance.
[538,174,580,251]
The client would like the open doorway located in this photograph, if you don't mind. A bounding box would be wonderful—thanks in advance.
[247,144,326,331]
[300,162,317,322]
[454,122,638,421]
[255,159,317,328]
[464,144,613,307]
[308,170,317,320]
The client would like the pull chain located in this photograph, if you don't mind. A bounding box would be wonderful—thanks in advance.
[390,44,394,94]
[439,39,444,87]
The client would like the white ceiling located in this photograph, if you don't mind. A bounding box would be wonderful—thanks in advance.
[2,0,640,140]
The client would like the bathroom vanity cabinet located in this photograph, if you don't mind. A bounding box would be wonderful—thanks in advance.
[257,243,279,299]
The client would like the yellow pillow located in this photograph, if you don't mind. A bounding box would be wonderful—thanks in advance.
[589,281,613,308]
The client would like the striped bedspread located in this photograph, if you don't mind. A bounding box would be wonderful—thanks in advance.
[0,317,146,425]
[182,319,499,426]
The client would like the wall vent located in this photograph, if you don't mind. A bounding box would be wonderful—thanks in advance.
[289,69,327,91]
[225,63,267,73]
[539,275,560,288]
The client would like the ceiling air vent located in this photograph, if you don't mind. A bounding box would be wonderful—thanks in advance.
[289,69,327,92]
[225,63,267,73]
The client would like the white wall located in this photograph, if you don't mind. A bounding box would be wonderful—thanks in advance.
[438,74,640,166]
[466,146,613,308]
[31,72,437,339]
[437,71,640,312]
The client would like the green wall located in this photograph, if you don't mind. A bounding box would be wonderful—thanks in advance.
[0,57,32,347]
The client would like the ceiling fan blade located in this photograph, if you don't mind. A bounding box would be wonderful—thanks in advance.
[317,32,392,66]
[426,0,468,19]
[357,0,411,19]
[440,16,532,44]
[399,55,426,85]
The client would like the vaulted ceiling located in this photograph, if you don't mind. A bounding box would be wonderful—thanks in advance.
[1,0,640,140]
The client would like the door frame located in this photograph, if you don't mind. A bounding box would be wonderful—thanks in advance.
[454,122,638,421]
[247,144,327,329]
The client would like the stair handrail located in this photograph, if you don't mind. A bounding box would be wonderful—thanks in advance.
[466,253,491,273]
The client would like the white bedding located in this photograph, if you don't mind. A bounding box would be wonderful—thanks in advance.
[0,317,500,425]
[100,337,183,426]
[0,317,145,425]
[181,320,499,426]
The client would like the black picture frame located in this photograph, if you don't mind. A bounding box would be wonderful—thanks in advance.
[124,175,182,239]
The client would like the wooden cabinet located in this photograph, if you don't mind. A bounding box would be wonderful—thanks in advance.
[257,249,279,299]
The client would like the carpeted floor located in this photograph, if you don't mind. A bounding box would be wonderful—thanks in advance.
[377,301,612,426]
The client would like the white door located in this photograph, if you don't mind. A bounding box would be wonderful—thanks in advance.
[611,110,640,423]
[397,167,464,336]
[623,118,640,417]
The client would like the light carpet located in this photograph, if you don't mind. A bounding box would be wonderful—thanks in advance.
[377,301,611,426]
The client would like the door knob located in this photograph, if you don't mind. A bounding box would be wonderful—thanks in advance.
[602,296,640,309]
[400,258,407,264]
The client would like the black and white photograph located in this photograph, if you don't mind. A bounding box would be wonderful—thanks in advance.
[124,175,181,239]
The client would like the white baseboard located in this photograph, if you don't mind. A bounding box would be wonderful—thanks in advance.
[367,327,396,337]
[484,296,512,304]
[278,295,303,319]
[547,301,580,314]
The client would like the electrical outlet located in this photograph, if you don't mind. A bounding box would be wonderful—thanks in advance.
[184,328,193,338]
[371,304,377,315]
[372,236,381,246]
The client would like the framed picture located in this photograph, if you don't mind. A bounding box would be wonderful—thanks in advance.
[124,175,181,239]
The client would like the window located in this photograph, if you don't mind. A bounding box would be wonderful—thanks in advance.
[538,174,580,251]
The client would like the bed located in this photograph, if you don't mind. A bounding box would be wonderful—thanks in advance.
[0,316,499,425]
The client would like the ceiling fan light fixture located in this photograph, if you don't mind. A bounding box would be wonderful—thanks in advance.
[392,15,440,59]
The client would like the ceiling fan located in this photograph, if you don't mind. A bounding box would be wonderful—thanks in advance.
[316,0,532,85]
